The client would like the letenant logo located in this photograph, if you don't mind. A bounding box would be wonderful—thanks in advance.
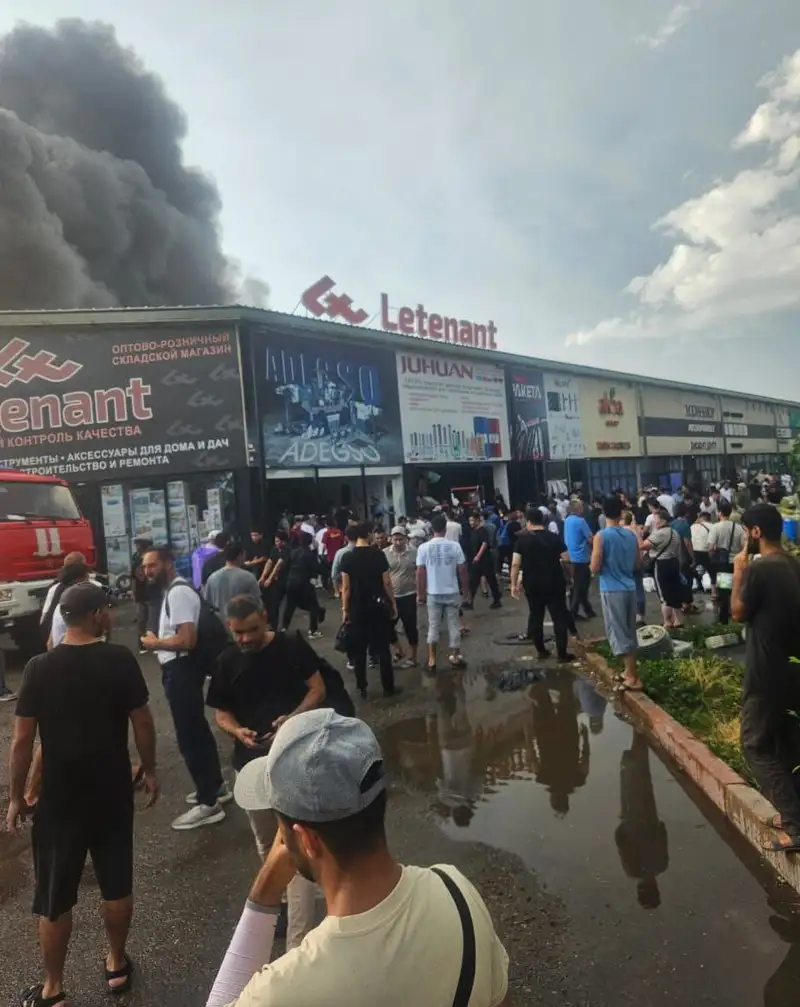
[301,276,369,325]
[598,387,624,426]
[0,337,82,388]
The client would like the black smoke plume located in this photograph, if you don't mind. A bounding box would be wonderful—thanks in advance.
[0,19,263,309]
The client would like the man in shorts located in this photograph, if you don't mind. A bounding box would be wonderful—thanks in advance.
[590,496,643,692]
[6,583,159,1007]
[416,514,471,671]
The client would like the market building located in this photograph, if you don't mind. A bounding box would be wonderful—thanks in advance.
[0,304,797,578]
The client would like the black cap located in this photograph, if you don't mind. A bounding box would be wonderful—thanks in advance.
[59,582,117,618]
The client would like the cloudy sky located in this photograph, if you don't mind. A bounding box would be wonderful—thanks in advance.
[3,0,800,398]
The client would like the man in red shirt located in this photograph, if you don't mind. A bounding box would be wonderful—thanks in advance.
[321,517,345,594]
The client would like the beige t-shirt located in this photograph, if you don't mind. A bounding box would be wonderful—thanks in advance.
[230,864,509,1007]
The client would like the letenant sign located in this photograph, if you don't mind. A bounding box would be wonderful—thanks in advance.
[300,276,498,350]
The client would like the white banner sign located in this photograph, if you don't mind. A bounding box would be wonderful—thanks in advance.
[396,352,510,463]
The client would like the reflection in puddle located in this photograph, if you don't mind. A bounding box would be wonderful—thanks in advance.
[383,663,607,824]
[615,731,668,910]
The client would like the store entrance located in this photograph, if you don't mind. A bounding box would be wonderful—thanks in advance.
[404,464,498,514]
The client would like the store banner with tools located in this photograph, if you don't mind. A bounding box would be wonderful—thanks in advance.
[0,327,247,479]
[396,350,510,463]
[253,327,404,468]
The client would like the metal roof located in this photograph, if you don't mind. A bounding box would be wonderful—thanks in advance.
[0,303,796,410]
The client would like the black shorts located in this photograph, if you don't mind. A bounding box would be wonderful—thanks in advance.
[32,802,134,921]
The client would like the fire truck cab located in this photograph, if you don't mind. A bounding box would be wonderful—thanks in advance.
[0,469,95,649]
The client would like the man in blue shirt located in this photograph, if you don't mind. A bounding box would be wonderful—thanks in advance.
[564,501,596,621]
[591,496,643,692]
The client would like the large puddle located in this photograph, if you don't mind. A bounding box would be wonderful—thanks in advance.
[382,661,800,1006]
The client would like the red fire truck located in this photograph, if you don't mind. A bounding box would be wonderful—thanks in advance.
[0,469,95,649]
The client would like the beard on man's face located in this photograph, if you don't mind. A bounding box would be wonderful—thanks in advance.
[283,825,317,883]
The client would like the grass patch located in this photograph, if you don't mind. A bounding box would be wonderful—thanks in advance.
[668,622,740,648]
[590,642,753,782]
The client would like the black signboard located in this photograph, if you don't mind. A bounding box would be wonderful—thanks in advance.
[0,327,246,479]
[252,328,403,468]
[508,366,549,461]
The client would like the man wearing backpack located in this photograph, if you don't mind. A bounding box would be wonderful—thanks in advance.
[207,593,328,949]
[141,547,230,831]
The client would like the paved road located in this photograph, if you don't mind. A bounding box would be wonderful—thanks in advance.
[1,588,799,1006]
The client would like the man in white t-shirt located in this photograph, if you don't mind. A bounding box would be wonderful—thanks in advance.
[656,489,675,517]
[444,512,462,543]
[141,547,230,831]
[206,709,510,1007]
[416,514,470,671]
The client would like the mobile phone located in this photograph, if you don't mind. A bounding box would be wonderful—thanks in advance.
[253,733,274,749]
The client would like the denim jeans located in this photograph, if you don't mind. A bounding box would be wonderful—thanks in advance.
[162,656,224,807]
[426,593,462,648]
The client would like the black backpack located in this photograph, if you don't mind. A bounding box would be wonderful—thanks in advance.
[164,579,232,675]
[293,631,355,717]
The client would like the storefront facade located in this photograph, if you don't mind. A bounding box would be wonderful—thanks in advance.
[0,319,250,582]
[1,306,798,574]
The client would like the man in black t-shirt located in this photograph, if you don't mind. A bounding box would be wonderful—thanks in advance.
[6,583,158,1007]
[466,512,502,609]
[510,507,572,661]
[207,593,325,950]
[340,523,398,698]
[259,530,291,629]
[732,504,800,854]
[243,528,269,582]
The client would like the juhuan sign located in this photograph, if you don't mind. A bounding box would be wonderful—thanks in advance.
[0,329,247,479]
[300,277,498,350]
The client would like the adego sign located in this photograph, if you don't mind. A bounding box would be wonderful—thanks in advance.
[301,276,498,350]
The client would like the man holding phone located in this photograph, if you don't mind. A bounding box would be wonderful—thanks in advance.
[206,593,326,949]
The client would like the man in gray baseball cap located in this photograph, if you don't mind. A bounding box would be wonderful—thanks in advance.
[208,708,509,1007]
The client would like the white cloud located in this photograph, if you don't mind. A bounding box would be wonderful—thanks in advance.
[638,2,696,50]
[566,47,800,347]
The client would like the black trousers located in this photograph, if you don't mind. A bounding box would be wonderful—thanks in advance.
[741,693,800,836]
[469,564,501,603]
[265,583,286,629]
[162,657,223,808]
[525,588,569,658]
[350,611,394,693]
[395,593,419,647]
[569,563,595,618]
[283,582,320,633]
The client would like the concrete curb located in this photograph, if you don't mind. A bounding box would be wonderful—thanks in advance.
[579,647,800,894]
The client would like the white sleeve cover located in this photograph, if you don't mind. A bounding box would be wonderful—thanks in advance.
[206,901,278,1007]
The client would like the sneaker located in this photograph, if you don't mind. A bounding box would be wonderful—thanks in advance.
[172,803,226,831]
[307,630,323,639]
[490,600,502,610]
[346,662,355,671]
[557,653,576,664]
[0,690,17,703]
[185,784,234,806]
[382,685,404,699]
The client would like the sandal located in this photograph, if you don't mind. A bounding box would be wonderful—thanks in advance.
[762,833,800,854]
[614,682,645,693]
[105,955,134,994]
[20,985,66,1007]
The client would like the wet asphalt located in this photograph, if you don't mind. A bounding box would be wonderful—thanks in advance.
[0,587,799,1006]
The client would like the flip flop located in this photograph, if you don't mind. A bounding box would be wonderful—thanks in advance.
[105,954,134,995]
[762,834,800,854]
[20,985,66,1007]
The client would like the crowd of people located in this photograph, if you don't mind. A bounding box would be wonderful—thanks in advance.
[3,470,800,1005]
